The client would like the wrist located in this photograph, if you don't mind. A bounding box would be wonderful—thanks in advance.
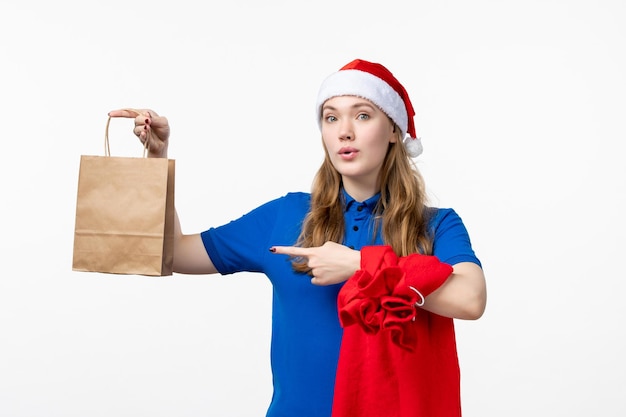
[352,248,361,273]
[148,152,168,159]
[148,145,168,158]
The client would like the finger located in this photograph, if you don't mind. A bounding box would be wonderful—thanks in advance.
[135,126,148,142]
[310,276,320,286]
[108,108,159,119]
[147,114,169,130]
[270,246,311,257]
[108,109,142,119]
[132,121,150,136]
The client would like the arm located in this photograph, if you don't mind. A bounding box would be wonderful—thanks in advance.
[173,210,218,275]
[108,108,218,275]
[421,261,486,320]
[273,243,486,320]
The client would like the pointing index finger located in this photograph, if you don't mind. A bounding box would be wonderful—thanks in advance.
[108,108,152,119]
[270,246,310,258]
[108,109,139,118]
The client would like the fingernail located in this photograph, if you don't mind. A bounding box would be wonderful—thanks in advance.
[269,247,276,253]
[144,125,147,130]
[145,118,150,124]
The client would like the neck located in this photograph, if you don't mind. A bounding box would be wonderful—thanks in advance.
[342,177,380,202]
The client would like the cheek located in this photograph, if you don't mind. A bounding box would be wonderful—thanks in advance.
[376,137,394,159]
[378,143,392,158]
[321,136,332,152]
[321,127,339,149]
[376,127,396,149]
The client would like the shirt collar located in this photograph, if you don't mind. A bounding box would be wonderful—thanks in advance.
[342,188,381,213]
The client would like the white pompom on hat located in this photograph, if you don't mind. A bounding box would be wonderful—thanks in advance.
[316,59,423,158]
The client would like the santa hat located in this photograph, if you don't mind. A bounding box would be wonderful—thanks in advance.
[316,59,423,158]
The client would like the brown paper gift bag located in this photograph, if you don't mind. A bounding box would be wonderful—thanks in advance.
[72,112,175,276]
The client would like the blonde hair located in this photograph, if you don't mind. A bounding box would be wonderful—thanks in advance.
[292,127,433,273]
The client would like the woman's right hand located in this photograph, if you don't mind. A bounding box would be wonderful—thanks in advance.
[108,108,170,158]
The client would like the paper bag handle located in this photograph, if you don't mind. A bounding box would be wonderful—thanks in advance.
[105,108,151,158]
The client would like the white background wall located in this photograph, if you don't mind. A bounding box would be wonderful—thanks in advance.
[1,0,624,416]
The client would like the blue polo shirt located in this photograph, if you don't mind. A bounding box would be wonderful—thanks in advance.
[200,191,480,417]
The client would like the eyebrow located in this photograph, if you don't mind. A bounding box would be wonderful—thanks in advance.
[322,101,377,112]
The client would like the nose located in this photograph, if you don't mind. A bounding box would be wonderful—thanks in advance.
[339,120,354,141]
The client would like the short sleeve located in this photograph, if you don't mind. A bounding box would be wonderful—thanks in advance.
[430,208,481,267]
[200,193,309,275]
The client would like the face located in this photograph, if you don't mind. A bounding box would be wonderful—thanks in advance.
[321,95,396,194]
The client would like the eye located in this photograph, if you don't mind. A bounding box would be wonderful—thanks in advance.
[325,115,337,123]
[357,113,370,121]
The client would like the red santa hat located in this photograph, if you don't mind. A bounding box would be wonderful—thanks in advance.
[316,59,423,158]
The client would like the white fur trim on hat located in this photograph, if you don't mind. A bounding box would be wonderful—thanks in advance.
[316,69,409,137]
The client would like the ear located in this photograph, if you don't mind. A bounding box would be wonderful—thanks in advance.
[389,123,398,143]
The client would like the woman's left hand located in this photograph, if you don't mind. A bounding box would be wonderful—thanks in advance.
[270,242,361,286]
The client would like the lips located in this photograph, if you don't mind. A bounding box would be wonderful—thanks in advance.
[337,146,359,159]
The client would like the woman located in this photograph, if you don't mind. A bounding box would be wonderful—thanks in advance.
[109,58,486,417]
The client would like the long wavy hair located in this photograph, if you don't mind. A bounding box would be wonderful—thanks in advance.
[292,126,434,273]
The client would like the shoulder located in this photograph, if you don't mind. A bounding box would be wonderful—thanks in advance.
[264,192,310,212]
[243,192,311,222]
[428,207,464,230]
[283,191,311,204]
[245,191,310,211]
